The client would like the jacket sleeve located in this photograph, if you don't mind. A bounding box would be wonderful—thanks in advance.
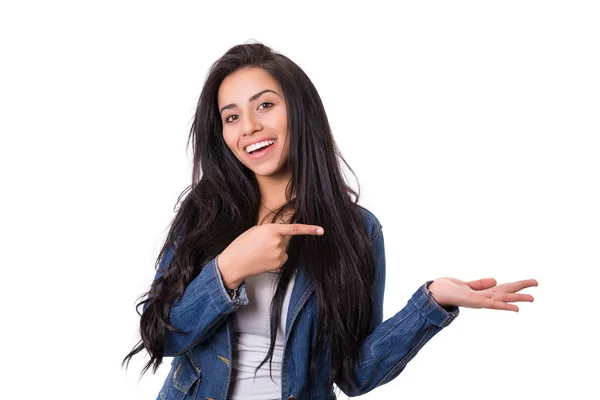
[336,228,460,397]
[143,244,249,357]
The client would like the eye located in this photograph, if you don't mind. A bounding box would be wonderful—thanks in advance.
[258,102,273,110]
[224,114,238,124]
[224,103,273,124]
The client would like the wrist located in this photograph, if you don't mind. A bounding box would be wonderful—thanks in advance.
[427,280,446,307]
[217,253,244,290]
[427,279,459,312]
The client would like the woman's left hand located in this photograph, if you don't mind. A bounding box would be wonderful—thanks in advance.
[427,277,538,312]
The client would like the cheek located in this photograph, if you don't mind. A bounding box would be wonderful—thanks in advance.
[278,110,288,130]
[222,133,237,153]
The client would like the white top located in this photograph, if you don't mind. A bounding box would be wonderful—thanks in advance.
[227,269,297,400]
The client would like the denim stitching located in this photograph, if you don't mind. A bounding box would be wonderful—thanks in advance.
[372,224,383,240]
[173,378,187,392]
[218,355,230,367]
[185,351,202,374]
[220,319,234,400]
[172,354,201,393]
[173,362,182,379]
[285,285,315,343]
[422,283,459,327]
[210,257,242,308]
[282,283,315,398]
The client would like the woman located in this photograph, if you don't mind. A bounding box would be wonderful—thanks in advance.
[122,42,537,399]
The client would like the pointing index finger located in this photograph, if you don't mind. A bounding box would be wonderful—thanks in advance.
[277,224,324,236]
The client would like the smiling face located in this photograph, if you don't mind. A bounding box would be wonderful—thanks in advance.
[218,67,291,179]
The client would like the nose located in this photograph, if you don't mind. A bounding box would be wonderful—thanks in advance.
[242,112,262,137]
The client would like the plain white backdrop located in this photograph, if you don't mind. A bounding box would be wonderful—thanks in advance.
[1,1,598,399]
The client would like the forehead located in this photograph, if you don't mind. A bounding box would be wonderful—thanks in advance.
[218,67,282,105]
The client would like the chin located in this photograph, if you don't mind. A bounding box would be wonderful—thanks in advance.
[252,167,281,177]
[249,164,287,178]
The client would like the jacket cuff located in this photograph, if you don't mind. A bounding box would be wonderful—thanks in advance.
[206,255,249,312]
[410,281,459,328]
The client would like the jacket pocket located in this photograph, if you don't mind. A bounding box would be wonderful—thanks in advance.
[159,352,202,400]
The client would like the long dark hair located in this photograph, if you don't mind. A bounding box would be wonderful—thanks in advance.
[122,41,376,394]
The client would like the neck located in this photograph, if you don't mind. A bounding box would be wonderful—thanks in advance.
[256,169,293,208]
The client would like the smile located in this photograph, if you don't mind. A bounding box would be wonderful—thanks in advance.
[245,139,276,154]
[246,139,277,159]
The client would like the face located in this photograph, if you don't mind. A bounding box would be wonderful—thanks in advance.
[218,67,291,179]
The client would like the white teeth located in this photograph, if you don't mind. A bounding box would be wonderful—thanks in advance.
[246,139,275,153]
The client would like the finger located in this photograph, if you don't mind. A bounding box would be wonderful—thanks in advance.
[467,278,497,291]
[277,224,324,236]
[496,279,539,293]
[489,292,535,303]
[480,297,520,312]
[467,292,519,312]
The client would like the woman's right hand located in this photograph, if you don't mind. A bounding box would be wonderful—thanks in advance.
[216,223,325,289]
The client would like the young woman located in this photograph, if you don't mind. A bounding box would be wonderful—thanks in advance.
[122,42,537,400]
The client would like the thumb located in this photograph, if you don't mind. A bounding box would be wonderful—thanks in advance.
[467,277,497,291]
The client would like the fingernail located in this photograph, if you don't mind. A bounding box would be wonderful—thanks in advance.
[317,228,324,235]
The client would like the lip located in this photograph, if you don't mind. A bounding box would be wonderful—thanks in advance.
[245,138,277,161]
[242,137,277,153]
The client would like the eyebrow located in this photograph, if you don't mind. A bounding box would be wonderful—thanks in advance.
[219,89,281,114]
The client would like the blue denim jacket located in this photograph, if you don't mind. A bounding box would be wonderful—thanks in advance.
[148,206,459,399]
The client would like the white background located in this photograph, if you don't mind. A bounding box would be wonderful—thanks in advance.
[1,1,598,399]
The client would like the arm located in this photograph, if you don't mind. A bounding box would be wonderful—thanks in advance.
[143,244,249,357]
[143,221,324,357]
[336,228,459,396]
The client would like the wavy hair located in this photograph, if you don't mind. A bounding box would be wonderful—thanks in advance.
[122,41,376,394]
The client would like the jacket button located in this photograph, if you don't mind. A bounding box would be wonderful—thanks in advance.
[287,396,297,400]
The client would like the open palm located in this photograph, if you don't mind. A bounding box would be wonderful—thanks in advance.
[428,277,538,312]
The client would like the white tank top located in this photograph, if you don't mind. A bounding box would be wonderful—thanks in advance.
[227,269,297,400]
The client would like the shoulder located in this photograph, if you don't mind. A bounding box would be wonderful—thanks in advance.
[354,204,383,239]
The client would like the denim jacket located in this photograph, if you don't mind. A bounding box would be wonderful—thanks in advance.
[147,206,459,399]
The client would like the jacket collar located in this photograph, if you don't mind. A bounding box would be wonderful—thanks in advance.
[284,261,315,342]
